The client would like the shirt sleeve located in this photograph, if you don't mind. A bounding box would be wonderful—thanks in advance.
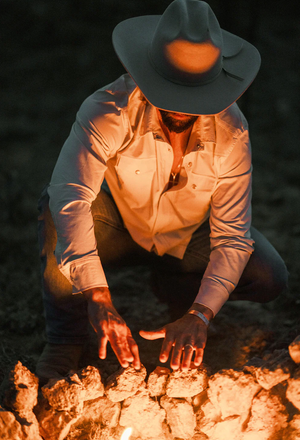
[48,91,130,293]
[194,128,254,316]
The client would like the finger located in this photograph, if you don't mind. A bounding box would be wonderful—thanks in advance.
[170,341,185,371]
[110,334,134,368]
[181,345,194,371]
[98,334,108,360]
[194,348,204,366]
[159,337,174,364]
[128,336,141,370]
[139,328,166,340]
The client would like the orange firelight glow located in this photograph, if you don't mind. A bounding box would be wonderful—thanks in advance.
[121,427,132,440]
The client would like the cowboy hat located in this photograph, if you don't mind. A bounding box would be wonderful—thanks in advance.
[112,0,261,115]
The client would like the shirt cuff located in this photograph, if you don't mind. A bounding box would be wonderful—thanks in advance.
[58,255,108,294]
[194,278,230,317]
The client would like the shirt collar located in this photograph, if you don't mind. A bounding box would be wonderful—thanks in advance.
[128,86,216,145]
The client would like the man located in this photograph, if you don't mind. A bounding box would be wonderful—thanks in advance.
[36,0,288,383]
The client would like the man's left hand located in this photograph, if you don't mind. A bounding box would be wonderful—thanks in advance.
[139,314,208,371]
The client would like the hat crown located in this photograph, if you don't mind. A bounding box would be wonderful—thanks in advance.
[149,0,223,85]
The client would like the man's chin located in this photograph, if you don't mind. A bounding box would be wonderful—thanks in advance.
[159,110,198,133]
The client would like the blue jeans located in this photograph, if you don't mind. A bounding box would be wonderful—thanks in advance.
[38,185,288,344]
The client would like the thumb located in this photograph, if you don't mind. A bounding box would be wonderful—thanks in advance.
[139,328,166,340]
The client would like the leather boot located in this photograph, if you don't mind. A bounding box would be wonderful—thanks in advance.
[35,343,83,386]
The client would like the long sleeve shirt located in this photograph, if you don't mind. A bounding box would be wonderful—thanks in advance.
[48,73,254,316]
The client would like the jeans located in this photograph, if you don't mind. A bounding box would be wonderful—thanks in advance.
[38,185,288,344]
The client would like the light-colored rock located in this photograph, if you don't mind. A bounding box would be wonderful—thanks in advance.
[282,414,300,440]
[120,390,167,439]
[289,335,300,364]
[286,367,300,410]
[35,397,81,440]
[166,364,209,398]
[74,396,121,428]
[4,361,39,413]
[191,433,208,440]
[254,349,295,390]
[42,377,84,412]
[17,411,43,440]
[74,366,104,401]
[3,362,42,439]
[242,389,288,440]
[196,398,226,438]
[200,415,242,440]
[192,389,209,413]
[208,369,261,424]
[147,366,170,397]
[105,365,147,402]
[0,407,24,440]
[196,397,221,428]
[160,395,196,439]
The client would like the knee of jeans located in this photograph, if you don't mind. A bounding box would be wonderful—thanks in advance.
[258,259,289,301]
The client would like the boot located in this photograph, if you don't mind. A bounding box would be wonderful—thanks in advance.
[35,343,83,386]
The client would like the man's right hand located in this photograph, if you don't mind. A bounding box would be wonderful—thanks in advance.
[83,287,140,369]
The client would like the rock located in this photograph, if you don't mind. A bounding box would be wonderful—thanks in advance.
[289,335,300,364]
[35,397,81,440]
[201,415,243,440]
[242,389,288,440]
[282,414,300,440]
[42,366,104,413]
[196,398,243,440]
[4,361,39,413]
[160,395,196,439]
[253,349,295,390]
[119,390,167,439]
[42,376,84,412]
[16,411,43,440]
[208,369,261,424]
[286,367,300,410]
[71,366,104,401]
[105,364,147,402]
[166,364,209,398]
[73,396,121,428]
[195,398,221,436]
[147,366,170,397]
[3,362,42,439]
[242,356,264,375]
[0,407,24,440]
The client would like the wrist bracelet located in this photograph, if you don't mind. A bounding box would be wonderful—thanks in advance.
[187,309,210,327]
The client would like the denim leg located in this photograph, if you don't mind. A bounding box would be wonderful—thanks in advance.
[230,227,289,302]
[150,220,211,315]
[150,221,288,315]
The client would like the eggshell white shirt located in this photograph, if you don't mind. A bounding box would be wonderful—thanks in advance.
[48,74,254,316]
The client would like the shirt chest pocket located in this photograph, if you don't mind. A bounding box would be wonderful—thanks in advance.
[188,172,216,192]
[114,155,157,205]
[171,172,216,222]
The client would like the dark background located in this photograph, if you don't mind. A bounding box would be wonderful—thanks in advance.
[0,0,300,388]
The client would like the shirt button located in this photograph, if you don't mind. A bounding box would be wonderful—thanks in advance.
[192,184,197,189]
[197,143,204,150]
[187,162,192,168]
[135,170,140,174]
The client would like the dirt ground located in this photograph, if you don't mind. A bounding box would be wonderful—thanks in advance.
[0,0,300,398]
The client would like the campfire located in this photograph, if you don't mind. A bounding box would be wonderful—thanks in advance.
[0,335,299,440]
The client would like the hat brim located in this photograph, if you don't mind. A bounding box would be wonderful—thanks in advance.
[112,16,261,115]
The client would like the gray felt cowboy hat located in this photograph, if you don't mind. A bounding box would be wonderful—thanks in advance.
[112,0,261,115]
